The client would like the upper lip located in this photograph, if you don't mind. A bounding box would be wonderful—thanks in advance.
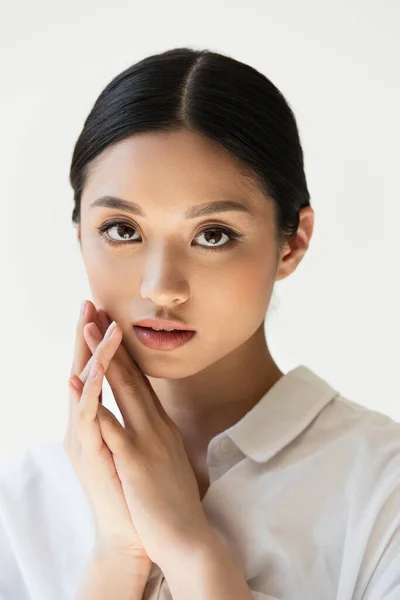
[134,318,195,331]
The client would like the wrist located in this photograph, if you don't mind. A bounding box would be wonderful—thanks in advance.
[74,548,153,600]
[91,544,153,577]
[157,526,220,572]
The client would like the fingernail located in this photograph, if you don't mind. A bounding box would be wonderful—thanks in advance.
[104,320,116,339]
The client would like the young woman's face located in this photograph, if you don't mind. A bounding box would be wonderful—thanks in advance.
[77,129,282,379]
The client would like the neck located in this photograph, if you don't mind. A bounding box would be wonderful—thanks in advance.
[147,324,283,460]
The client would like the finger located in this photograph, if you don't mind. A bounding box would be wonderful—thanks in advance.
[97,309,111,332]
[96,403,130,455]
[78,309,111,383]
[69,373,84,403]
[72,302,110,405]
[101,327,172,424]
[95,309,110,406]
[69,300,104,380]
[83,321,161,431]
[80,321,120,381]
[75,359,104,453]
[65,373,84,453]
[70,319,134,454]
[68,301,105,431]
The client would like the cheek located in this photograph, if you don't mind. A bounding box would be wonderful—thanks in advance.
[82,245,139,310]
[83,241,141,287]
[201,252,274,326]
[82,235,274,326]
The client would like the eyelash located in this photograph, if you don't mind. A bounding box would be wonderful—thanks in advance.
[95,220,243,252]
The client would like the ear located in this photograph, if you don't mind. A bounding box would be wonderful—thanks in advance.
[275,207,315,282]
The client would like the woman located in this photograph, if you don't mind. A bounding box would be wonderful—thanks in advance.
[1,47,399,600]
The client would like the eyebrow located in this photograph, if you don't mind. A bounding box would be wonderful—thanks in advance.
[89,195,253,219]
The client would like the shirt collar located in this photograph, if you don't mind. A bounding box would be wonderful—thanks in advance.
[224,365,340,464]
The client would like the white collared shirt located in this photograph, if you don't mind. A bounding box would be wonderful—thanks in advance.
[1,365,400,599]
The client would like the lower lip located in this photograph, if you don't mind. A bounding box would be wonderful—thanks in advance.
[133,326,196,351]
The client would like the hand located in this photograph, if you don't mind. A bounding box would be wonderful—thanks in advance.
[64,300,151,568]
[82,305,214,568]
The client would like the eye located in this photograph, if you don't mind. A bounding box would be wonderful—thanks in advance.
[194,227,240,250]
[96,220,243,252]
[96,221,140,247]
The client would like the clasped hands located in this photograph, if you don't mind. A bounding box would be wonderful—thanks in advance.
[64,299,214,570]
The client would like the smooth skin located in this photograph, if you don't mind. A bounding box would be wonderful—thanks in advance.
[67,128,314,597]
[66,299,216,572]
[65,301,150,566]
[76,129,314,498]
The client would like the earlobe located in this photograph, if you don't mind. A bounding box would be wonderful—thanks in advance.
[274,251,292,282]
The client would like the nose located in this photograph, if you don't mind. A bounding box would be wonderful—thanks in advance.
[140,245,190,305]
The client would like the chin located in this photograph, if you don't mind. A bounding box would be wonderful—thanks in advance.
[123,347,200,380]
[140,362,200,380]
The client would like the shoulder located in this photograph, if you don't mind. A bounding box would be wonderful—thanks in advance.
[311,389,400,484]
[314,392,400,535]
[320,390,400,457]
[289,377,400,508]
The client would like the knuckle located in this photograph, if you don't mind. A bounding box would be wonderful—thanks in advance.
[100,340,118,364]
[68,389,79,407]
[93,351,107,371]
[77,398,92,422]
[78,362,90,383]
[77,409,91,424]
[90,340,107,363]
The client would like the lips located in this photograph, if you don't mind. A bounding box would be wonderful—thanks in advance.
[142,326,185,332]
[133,325,196,351]
[134,318,195,332]
[141,326,183,332]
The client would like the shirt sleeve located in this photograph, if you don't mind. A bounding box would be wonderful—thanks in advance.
[360,534,400,599]
[358,467,400,600]
[0,509,31,600]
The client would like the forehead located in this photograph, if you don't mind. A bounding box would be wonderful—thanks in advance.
[81,129,269,214]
